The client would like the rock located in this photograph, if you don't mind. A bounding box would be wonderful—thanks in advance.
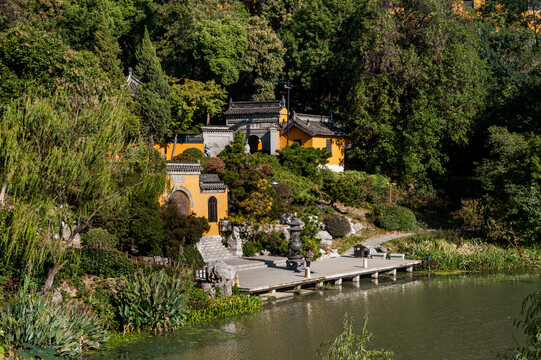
[316,231,333,242]
[345,218,356,237]
[210,260,236,297]
[261,249,271,256]
[352,222,364,233]
[329,249,340,258]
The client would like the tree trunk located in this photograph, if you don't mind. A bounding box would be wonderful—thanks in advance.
[171,132,178,160]
[43,259,69,293]
[0,183,6,206]
[206,113,210,126]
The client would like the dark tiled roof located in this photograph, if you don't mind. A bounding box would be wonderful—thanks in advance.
[164,134,204,143]
[224,99,286,116]
[200,174,227,192]
[166,162,202,174]
[201,126,233,133]
[282,113,346,137]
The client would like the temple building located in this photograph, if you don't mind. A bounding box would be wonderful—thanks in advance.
[281,112,348,172]
[224,98,287,154]
[163,162,228,236]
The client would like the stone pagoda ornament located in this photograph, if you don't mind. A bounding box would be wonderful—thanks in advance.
[286,216,305,271]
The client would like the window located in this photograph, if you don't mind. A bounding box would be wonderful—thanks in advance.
[208,196,218,222]
[326,139,332,154]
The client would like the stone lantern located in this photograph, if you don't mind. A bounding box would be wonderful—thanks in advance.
[286,216,305,271]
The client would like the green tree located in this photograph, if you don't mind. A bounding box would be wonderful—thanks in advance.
[94,11,125,87]
[192,16,248,86]
[0,27,66,109]
[345,0,490,186]
[154,0,248,81]
[0,91,156,291]
[281,0,370,111]
[235,16,285,100]
[135,26,172,142]
[169,79,227,159]
[474,127,540,243]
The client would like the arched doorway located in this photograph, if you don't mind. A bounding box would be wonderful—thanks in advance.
[248,135,260,154]
[168,190,190,215]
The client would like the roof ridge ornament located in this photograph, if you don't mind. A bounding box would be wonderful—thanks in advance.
[229,98,234,108]
[280,95,286,108]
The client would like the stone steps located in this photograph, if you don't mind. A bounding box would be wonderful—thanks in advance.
[197,235,236,263]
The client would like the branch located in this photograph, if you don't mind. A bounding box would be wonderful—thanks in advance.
[69,181,145,242]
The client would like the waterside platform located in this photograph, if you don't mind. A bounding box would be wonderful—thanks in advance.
[227,255,421,294]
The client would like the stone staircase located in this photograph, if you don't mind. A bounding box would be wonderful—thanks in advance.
[197,235,237,263]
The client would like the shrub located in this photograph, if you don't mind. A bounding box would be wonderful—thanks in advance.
[182,147,203,159]
[373,204,417,231]
[202,157,226,174]
[277,143,330,182]
[83,228,119,248]
[114,269,187,333]
[242,241,261,257]
[179,244,205,267]
[173,153,195,161]
[58,248,137,279]
[257,231,289,256]
[322,171,366,207]
[0,293,108,357]
[325,215,351,238]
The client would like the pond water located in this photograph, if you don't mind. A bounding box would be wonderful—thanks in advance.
[88,273,541,360]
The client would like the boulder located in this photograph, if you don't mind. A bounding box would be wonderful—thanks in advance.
[210,260,236,297]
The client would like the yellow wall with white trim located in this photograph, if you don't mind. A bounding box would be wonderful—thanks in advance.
[163,173,228,236]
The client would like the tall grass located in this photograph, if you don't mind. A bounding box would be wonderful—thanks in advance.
[391,232,540,271]
[0,292,108,357]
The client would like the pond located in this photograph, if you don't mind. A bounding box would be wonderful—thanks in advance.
[88,273,541,360]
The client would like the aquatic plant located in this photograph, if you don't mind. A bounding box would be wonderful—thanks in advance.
[185,290,263,325]
[391,232,537,271]
[321,315,394,359]
[0,292,108,357]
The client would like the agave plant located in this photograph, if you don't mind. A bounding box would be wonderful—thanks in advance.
[0,292,108,357]
[115,269,187,333]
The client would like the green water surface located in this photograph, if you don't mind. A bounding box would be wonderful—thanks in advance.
[88,273,541,360]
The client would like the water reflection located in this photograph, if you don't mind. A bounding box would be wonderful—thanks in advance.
[87,273,540,360]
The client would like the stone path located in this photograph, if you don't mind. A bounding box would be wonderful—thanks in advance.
[225,232,420,293]
[342,232,416,255]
